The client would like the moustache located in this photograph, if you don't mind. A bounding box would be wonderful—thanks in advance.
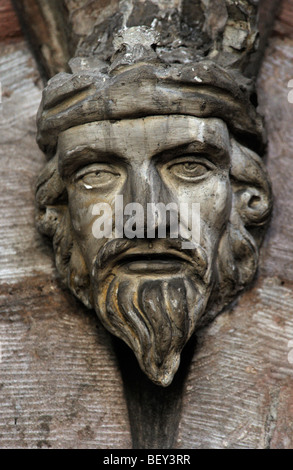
[94,237,208,280]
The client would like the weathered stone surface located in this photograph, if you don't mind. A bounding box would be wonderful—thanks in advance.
[33,0,273,393]
[13,0,269,78]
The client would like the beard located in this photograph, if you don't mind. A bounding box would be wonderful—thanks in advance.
[91,239,211,386]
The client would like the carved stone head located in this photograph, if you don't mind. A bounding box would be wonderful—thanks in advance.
[35,27,272,386]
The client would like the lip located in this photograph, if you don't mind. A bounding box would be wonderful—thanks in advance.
[115,251,190,274]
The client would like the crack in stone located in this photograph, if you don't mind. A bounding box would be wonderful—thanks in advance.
[264,388,280,449]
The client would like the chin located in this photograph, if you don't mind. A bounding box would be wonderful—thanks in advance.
[92,260,211,386]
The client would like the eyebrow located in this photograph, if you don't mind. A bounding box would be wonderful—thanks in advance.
[58,134,230,178]
[58,146,128,178]
[154,140,230,166]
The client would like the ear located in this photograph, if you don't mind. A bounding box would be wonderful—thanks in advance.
[230,138,273,230]
[229,138,272,283]
[216,139,273,306]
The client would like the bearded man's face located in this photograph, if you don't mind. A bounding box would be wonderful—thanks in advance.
[56,115,232,385]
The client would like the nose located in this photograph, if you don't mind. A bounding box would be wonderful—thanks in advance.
[122,164,175,238]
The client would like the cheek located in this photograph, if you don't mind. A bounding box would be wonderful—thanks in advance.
[176,177,231,221]
[67,187,114,265]
[66,176,124,235]
[68,190,94,236]
[175,176,231,247]
[200,179,231,251]
[67,185,115,233]
[202,179,232,225]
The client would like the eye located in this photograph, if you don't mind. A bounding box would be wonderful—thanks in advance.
[74,164,120,189]
[168,156,215,182]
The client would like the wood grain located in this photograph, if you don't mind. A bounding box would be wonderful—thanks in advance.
[0,41,131,449]
[177,27,293,449]
[1,1,293,449]
[0,0,22,42]
[275,0,293,39]
[0,42,51,283]
[177,277,293,448]
[0,275,132,448]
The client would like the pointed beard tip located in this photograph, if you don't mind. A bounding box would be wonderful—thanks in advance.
[143,354,181,387]
[148,368,176,387]
[95,273,203,385]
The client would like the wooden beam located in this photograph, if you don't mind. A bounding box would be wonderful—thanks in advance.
[0,0,23,42]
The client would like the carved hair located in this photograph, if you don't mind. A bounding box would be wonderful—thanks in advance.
[37,59,264,159]
[35,132,272,322]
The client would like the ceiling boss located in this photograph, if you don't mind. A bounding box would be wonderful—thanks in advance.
[35,2,272,387]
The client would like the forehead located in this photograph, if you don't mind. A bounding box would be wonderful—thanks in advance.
[58,115,230,160]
